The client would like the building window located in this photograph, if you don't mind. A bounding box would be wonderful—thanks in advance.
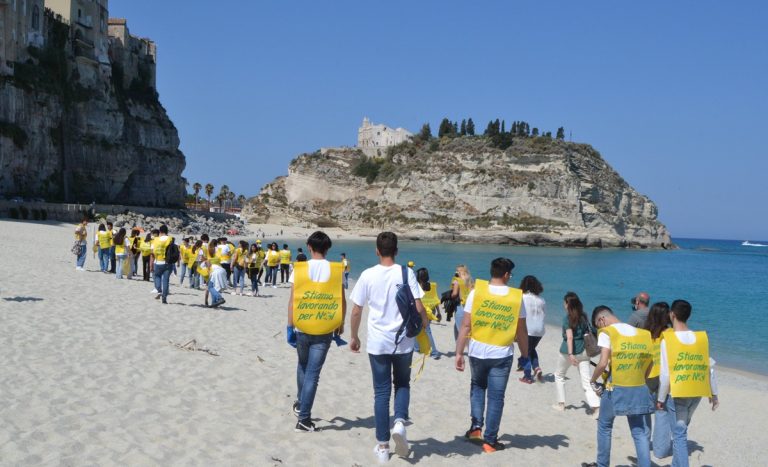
[31,5,40,30]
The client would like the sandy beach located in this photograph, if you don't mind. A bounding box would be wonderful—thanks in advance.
[1,219,765,466]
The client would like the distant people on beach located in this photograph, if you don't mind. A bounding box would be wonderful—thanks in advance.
[280,244,292,283]
[350,232,427,463]
[73,219,88,270]
[455,257,529,453]
[341,252,350,289]
[451,265,473,340]
[518,275,546,382]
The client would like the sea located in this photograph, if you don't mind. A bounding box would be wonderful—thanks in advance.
[291,237,768,376]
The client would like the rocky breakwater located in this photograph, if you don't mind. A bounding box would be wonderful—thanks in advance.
[244,136,672,248]
[0,22,185,207]
[107,211,246,238]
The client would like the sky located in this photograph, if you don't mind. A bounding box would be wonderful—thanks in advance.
[109,1,767,240]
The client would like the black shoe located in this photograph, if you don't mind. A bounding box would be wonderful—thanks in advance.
[295,418,316,432]
[482,441,505,453]
[162,299,167,304]
[581,463,598,467]
[292,400,300,417]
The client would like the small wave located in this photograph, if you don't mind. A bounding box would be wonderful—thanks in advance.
[742,241,768,247]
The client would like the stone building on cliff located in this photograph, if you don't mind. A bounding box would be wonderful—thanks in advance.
[107,18,156,90]
[357,117,412,156]
[0,0,46,75]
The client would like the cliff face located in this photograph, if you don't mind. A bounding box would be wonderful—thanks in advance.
[0,22,185,207]
[246,137,672,248]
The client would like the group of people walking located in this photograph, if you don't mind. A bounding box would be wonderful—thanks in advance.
[73,220,717,465]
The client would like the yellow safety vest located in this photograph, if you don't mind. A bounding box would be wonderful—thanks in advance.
[186,248,198,268]
[115,240,126,256]
[420,282,440,321]
[342,258,350,272]
[98,231,111,249]
[153,236,173,262]
[266,250,280,267]
[469,280,523,347]
[197,265,210,281]
[140,239,152,257]
[292,261,343,335]
[280,249,292,264]
[648,336,662,379]
[235,247,247,267]
[602,326,652,388]
[453,279,471,306]
[663,330,712,398]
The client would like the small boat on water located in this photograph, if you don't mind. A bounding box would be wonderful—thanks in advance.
[742,241,767,247]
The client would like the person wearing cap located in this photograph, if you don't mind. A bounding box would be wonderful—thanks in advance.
[407,260,415,269]
[628,292,651,328]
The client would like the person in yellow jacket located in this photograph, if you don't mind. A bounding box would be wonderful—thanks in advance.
[73,218,88,271]
[451,264,473,340]
[416,267,441,359]
[151,225,174,304]
[107,221,117,274]
[340,252,350,289]
[139,233,153,281]
[264,242,281,288]
[653,300,718,466]
[113,228,130,280]
[231,240,249,296]
[455,257,529,453]
[95,224,111,273]
[178,237,191,286]
[588,306,654,467]
[279,243,292,284]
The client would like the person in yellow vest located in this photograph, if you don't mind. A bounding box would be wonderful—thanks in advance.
[245,243,261,296]
[286,231,345,432]
[204,239,228,308]
[451,264,473,341]
[654,300,718,466]
[455,257,529,454]
[643,301,671,459]
[340,252,350,289]
[128,228,140,278]
[107,221,116,274]
[264,242,280,288]
[73,218,88,271]
[113,228,130,280]
[151,225,174,304]
[279,243,292,284]
[587,306,654,467]
[178,237,190,286]
[231,240,249,296]
[139,233,153,281]
[255,241,266,285]
[415,267,441,359]
[215,237,233,286]
[95,223,111,272]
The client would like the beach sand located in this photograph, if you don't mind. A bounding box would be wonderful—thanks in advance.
[1,219,765,466]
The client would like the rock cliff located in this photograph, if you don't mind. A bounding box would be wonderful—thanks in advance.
[245,136,672,248]
[0,22,185,207]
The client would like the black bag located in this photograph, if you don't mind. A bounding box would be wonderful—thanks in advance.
[393,265,423,350]
[440,289,458,321]
[165,239,180,264]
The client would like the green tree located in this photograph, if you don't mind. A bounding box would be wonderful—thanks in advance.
[417,123,432,141]
[438,118,454,138]
[227,191,235,211]
[460,119,467,136]
[237,194,246,208]
[205,183,214,208]
[218,185,230,211]
[556,127,565,140]
[501,120,506,134]
[531,127,539,137]
[466,118,475,135]
[192,182,202,209]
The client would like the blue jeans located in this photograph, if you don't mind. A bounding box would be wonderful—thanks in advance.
[76,241,87,268]
[207,279,223,304]
[249,270,259,294]
[654,396,700,467]
[109,246,116,272]
[115,254,126,279]
[369,352,413,443]
[233,266,245,293]
[188,263,199,289]
[343,271,349,289]
[153,263,172,301]
[597,388,652,467]
[453,304,465,341]
[266,265,278,286]
[469,355,513,444]
[98,247,109,271]
[179,263,187,285]
[296,332,332,420]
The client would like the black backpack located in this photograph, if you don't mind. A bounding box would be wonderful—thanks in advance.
[394,265,423,351]
[165,239,180,264]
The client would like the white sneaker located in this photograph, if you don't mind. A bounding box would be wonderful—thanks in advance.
[373,444,390,464]
[150,289,158,294]
[392,420,409,458]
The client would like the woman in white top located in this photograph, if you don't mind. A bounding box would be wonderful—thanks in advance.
[518,275,546,382]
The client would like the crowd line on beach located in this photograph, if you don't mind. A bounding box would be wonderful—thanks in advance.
[71,219,718,466]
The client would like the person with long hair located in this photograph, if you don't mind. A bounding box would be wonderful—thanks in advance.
[518,275,546,382]
[129,228,140,278]
[95,223,111,272]
[231,240,249,296]
[264,242,281,288]
[113,228,129,279]
[553,292,601,417]
[187,240,202,289]
[204,239,227,308]
[416,267,441,359]
[246,243,260,296]
[451,265,473,341]
[644,301,671,460]
[140,233,153,281]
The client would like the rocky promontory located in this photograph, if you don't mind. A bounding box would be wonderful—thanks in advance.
[244,136,672,248]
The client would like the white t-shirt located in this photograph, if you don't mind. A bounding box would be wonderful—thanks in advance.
[523,293,546,337]
[657,330,718,401]
[217,244,232,264]
[350,264,424,355]
[288,258,330,284]
[464,285,527,359]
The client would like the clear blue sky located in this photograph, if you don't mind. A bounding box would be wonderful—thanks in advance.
[110,1,767,240]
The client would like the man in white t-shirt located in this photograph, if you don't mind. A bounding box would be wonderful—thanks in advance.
[286,231,345,433]
[455,257,529,454]
[350,232,427,464]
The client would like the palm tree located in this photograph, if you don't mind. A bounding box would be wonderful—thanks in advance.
[192,182,202,210]
[237,194,246,209]
[219,185,230,211]
[227,191,235,212]
[215,193,225,212]
[205,183,214,209]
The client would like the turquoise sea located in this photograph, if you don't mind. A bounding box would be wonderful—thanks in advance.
[288,237,768,376]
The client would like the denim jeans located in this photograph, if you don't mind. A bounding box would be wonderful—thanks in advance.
[266,265,278,286]
[343,271,349,289]
[131,254,138,277]
[425,323,438,357]
[653,396,700,467]
[142,256,151,281]
[233,266,245,293]
[207,279,223,304]
[109,246,116,273]
[469,355,513,444]
[187,263,198,289]
[369,352,413,443]
[527,335,542,369]
[249,270,259,294]
[153,263,172,301]
[453,304,465,341]
[179,263,187,285]
[76,241,87,268]
[115,254,126,279]
[296,332,332,420]
[98,247,109,272]
[596,388,652,467]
